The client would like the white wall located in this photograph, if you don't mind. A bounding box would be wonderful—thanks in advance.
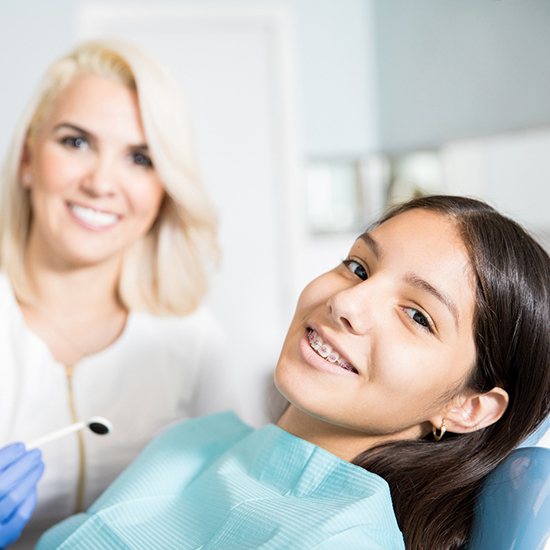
[374,0,550,153]
[0,0,377,160]
[292,0,378,156]
[0,0,76,158]
[372,0,550,249]
[441,128,550,243]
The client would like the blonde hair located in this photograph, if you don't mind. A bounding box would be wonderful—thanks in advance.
[0,40,219,315]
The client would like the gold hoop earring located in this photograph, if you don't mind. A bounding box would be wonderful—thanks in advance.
[432,419,447,442]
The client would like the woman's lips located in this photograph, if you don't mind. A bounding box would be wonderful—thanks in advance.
[66,202,121,230]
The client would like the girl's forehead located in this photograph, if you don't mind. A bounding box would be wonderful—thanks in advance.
[365,209,463,251]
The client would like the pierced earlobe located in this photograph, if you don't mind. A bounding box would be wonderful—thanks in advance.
[432,419,447,442]
[21,173,32,188]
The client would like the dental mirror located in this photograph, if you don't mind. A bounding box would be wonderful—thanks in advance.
[26,416,113,449]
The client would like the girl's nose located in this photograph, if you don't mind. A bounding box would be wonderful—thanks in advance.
[327,281,375,335]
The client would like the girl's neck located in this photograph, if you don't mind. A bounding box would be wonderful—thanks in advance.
[277,405,422,462]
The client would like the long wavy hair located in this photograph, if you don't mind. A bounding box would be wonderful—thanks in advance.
[353,195,550,549]
[0,40,219,315]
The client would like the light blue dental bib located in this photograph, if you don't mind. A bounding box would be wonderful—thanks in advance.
[38,412,404,549]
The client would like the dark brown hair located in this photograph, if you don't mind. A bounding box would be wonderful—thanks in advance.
[353,195,550,549]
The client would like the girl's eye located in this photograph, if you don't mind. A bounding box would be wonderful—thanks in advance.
[342,259,368,281]
[403,307,433,333]
[132,151,153,169]
[61,135,88,150]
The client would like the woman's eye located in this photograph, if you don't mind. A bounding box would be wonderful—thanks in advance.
[132,151,153,168]
[403,307,433,332]
[342,259,368,281]
[61,135,88,150]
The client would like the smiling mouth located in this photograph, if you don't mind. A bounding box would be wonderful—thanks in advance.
[68,202,120,228]
[307,328,358,374]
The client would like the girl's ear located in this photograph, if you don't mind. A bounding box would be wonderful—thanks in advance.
[433,387,509,434]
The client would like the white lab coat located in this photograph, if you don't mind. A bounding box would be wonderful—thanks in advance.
[0,273,236,548]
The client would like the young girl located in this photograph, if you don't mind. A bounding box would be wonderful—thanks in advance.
[37,196,550,549]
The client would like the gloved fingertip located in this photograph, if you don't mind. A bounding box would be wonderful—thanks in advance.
[0,443,27,471]
[26,448,42,461]
[35,460,46,478]
[17,489,38,522]
[4,442,25,453]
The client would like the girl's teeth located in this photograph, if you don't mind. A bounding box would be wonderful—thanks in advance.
[319,344,331,358]
[307,329,355,371]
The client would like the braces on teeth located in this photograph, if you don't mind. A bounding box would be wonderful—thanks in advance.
[307,329,354,371]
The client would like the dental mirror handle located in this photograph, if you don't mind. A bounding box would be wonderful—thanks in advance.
[27,421,87,449]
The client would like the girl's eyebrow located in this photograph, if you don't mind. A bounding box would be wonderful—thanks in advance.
[404,272,459,328]
[358,231,459,328]
[358,232,381,259]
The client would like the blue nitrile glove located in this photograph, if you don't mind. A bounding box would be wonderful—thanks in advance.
[0,443,44,548]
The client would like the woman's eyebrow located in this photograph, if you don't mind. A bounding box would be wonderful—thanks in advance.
[52,122,148,149]
[405,272,459,328]
[52,122,93,137]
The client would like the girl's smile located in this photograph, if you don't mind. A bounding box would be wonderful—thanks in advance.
[300,327,359,376]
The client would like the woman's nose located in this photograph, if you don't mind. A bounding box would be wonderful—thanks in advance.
[80,156,117,197]
[327,282,374,335]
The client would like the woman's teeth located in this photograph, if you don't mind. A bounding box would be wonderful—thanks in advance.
[69,203,119,227]
[307,329,357,373]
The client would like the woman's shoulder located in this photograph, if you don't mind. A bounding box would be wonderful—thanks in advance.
[0,270,17,305]
[0,271,27,330]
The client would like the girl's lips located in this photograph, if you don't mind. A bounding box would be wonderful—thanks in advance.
[306,327,357,371]
[299,329,359,376]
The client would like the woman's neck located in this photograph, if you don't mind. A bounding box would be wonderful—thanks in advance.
[18,242,128,364]
[24,257,122,315]
[22,228,123,314]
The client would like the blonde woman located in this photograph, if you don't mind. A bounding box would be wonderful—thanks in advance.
[0,41,235,547]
